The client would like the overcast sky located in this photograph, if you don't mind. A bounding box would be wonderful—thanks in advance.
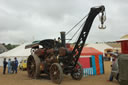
[0,0,128,44]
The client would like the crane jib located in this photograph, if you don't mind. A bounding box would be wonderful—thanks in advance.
[71,5,105,68]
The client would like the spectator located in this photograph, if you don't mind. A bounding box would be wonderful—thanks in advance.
[108,52,118,81]
[3,58,8,74]
[8,59,11,74]
[11,61,15,74]
[14,57,18,73]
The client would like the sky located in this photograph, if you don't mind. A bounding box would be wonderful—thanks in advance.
[0,0,128,44]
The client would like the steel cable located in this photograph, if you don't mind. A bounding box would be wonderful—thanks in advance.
[66,14,88,35]
[68,22,85,43]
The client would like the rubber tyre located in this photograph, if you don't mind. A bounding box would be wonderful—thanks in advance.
[21,67,24,71]
[19,67,21,70]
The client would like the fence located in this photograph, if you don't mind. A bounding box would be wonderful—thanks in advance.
[83,68,93,77]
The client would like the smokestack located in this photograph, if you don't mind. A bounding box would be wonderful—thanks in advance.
[60,31,65,47]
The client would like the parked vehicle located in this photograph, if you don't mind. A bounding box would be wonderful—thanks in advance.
[118,54,128,85]
[19,59,27,71]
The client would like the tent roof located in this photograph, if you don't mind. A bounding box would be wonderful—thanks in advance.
[117,34,128,41]
[120,34,128,39]
[0,43,31,57]
[106,43,121,49]
[81,47,103,56]
[0,43,103,57]
[86,43,113,53]
[69,47,103,56]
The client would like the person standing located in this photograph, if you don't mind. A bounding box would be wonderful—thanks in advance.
[11,61,15,74]
[14,57,18,73]
[8,59,11,74]
[3,58,8,74]
[108,52,119,81]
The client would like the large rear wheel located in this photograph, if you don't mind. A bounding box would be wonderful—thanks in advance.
[27,55,40,79]
[50,63,63,84]
[71,62,83,80]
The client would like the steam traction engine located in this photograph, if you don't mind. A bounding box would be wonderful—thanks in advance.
[25,6,106,84]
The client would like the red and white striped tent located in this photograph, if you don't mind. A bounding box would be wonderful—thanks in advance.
[68,46,104,76]
[79,47,104,76]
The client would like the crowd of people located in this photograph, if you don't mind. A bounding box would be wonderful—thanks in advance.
[3,57,18,74]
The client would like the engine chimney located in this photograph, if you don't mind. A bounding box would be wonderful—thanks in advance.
[60,31,65,47]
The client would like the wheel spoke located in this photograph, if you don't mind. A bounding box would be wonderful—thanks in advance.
[27,56,36,78]
[71,62,83,80]
[50,63,63,84]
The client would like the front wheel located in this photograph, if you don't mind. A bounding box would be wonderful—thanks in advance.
[50,63,63,84]
[71,62,83,80]
[27,55,40,79]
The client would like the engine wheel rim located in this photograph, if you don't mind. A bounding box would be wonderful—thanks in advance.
[73,64,81,78]
[50,65,60,81]
[71,62,83,80]
[27,56,36,78]
[50,63,63,84]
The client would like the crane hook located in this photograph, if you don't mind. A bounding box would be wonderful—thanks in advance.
[98,24,106,29]
[98,11,106,29]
